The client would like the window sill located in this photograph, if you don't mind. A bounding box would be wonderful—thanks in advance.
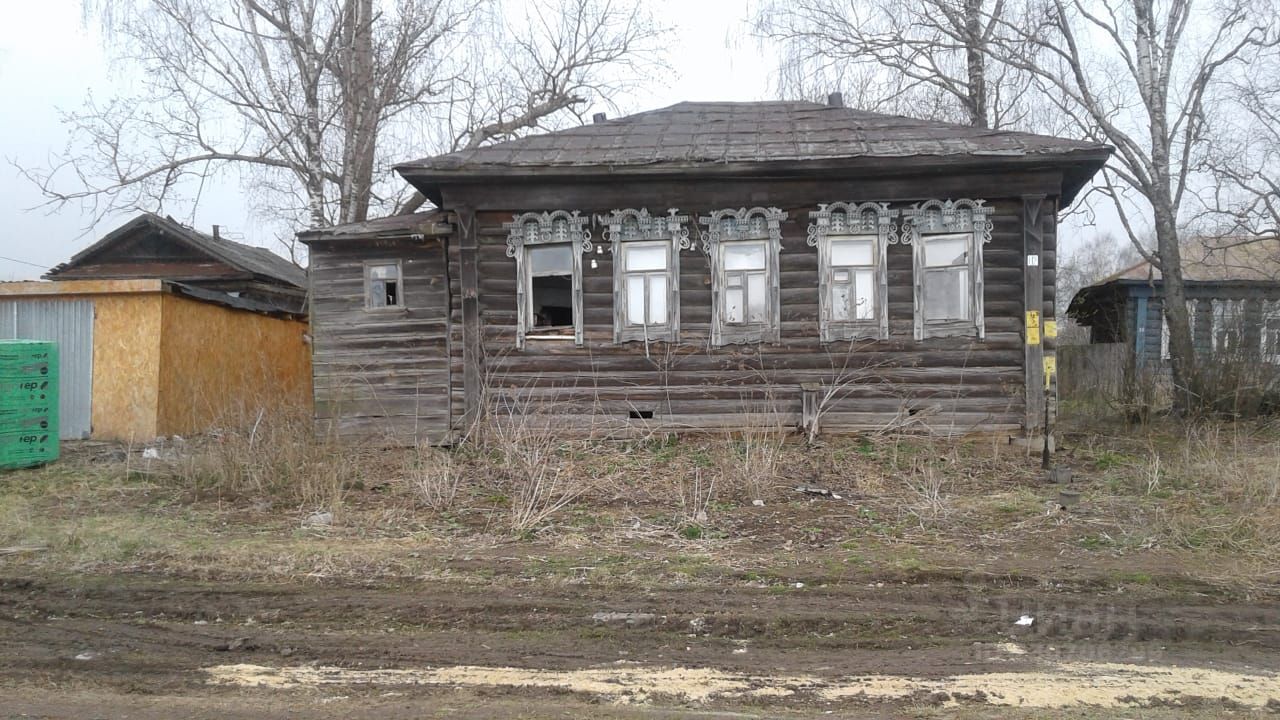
[364,306,409,314]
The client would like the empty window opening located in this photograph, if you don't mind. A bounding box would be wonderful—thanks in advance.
[628,409,654,419]
[532,275,574,328]
[526,242,575,336]
[367,262,402,309]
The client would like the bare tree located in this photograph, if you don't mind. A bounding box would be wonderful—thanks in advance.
[754,0,1039,129]
[29,0,662,235]
[1055,231,1142,341]
[986,0,1279,408]
[399,0,662,214]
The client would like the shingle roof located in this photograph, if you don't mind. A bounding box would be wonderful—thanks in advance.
[47,213,307,288]
[398,101,1110,174]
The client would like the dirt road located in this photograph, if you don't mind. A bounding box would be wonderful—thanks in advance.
[2,573,1278,718]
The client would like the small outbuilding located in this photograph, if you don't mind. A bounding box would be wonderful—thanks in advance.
[1,214,311,441]
[301,99,1112,443]
[1067,239,1280,371]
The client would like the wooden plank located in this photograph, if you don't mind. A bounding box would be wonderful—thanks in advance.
[1023,195,1046,434]
[458,206,483,431]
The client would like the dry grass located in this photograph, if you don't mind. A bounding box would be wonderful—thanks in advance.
[3,403,1279,594]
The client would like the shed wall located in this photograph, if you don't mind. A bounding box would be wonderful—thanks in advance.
[309,238,452,443]
[92,294,163,441]
[156,294,312,436]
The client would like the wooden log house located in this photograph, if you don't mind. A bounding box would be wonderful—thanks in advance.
[299,98,1111,443]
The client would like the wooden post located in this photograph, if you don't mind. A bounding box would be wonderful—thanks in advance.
[800,382,820,440]
[1023,195,1046,436]
[458,206,483,431]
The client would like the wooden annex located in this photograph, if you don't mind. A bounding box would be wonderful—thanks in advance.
[301,99,1111,444]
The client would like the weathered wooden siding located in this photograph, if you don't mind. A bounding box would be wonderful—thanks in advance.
[310,238,452,443]
[438,175,1054,436]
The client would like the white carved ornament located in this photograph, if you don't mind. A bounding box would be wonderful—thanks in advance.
[598,208,692,249]
[899,199,993,244]
[806,201,898,246]
[696,207,787,254]
[504,210,593,257]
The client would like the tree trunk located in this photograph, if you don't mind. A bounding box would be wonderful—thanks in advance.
[339,0,376,225]
[963,0,989,128]
[1154,210,1197,412]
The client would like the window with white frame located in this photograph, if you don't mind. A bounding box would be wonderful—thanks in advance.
[600,209,689,343]
[698,207,787,346]
[807,202,896,341]
[365,261,403,309]
[902,199,992,340]
[504,211,592,348]
[1262,299,1280,363]
[1211,298,1247,352]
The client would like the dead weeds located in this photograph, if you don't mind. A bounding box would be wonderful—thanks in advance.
[2,410,1278,596]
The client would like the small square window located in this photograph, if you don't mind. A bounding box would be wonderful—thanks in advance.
[366,262,403,309]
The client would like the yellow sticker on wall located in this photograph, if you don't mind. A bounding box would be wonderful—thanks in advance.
[1043,356,1057,389]
[1027,326,1041,345]
[1044,320,1058,339]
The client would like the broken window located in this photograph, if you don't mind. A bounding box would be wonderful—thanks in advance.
[505,210,591,348]
[365,262,403,309]
[526,243,575,334]
[809,202,895,341]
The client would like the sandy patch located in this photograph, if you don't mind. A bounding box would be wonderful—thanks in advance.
[205,660,1280,709]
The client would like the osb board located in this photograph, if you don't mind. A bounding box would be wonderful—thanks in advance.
[0,279,162,296]
[91,293,163,441]
[156,294,311,436]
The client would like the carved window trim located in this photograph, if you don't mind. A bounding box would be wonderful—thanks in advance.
[808,202,898,342]
[504,210,593,349]
[600,208,691,343]
[698,207,787,346]
[901,199,993,340]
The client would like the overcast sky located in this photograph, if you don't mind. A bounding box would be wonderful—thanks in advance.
[0,0,1113,281]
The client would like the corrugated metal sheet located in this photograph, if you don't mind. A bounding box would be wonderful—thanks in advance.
[0,299,94,439]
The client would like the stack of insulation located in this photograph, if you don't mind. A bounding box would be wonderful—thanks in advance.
[0,340,59,470]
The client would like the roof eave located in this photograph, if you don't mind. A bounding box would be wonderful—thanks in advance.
[397,149,1112,207]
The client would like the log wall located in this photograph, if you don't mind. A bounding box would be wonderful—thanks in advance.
[309,238,453,442]
[440,175,1058,437]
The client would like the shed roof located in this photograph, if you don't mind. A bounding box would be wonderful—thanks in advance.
[296,211,452,243]
[46,213,307,288]
[397,101,1111,202]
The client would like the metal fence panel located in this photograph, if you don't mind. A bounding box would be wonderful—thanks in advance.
[1,299,94,439]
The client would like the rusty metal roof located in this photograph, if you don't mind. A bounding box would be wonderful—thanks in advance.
[398,101,1110,174]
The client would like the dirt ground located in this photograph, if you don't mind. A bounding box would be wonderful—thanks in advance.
[2,419,1279,717]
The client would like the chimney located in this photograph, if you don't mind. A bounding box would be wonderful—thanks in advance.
[212,224,221,240]
[827,92,844,108]
[592,112,607,124]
